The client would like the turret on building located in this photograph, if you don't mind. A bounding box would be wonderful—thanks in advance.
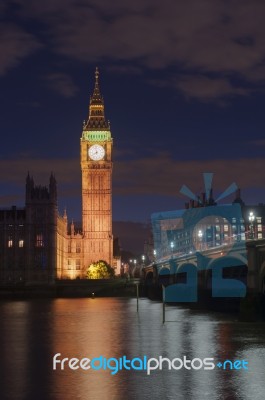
[0,174,58,284]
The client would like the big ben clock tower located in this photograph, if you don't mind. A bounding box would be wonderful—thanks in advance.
[80,68,113,268]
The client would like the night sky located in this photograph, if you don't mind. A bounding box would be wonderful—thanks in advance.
[1,0,265,227]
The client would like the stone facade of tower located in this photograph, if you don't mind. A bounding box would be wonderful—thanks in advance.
[56,68,116,279]
[80,68,113,269]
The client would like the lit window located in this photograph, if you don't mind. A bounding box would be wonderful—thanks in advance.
[241,233,245,240]
[36,234,44,247]
[258,233,262,239]
[258,224,262,232]
[19,240,24,248]
[256,217,261,223]
[241,225,245,231]
[224,225,228,231]
[8,239,13,248]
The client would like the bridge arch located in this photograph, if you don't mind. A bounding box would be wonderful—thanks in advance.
[174,263,198,286]
[158,266,171,286]
[145,270,154,284]
[177,260,197,270]
[176,262,196,273]
[159,266,170,274]
[207,254,247,270]
[205,255,248,293]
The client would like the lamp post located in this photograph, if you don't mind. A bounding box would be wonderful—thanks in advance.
[198,230,203,250]
[127,259,133,277]
[170,241,174,258]
[130,259,136,278]
[153,249,156,264]
[140,255,145,278]
[249,211,255,240]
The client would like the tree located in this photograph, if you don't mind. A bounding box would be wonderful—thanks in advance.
[86,260,115,279]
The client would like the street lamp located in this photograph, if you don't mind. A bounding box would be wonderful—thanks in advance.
[131,259,137,278]
[170,241,174,257]
[249,211,255,239]
[198,230,203,250]
[140,256,145,278]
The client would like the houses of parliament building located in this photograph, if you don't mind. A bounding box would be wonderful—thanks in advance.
[0,69,119,284]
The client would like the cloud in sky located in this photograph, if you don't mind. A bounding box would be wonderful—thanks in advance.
[114,155,265,196]
[0,22,41,75]
[45,73,79,98]
[106,65,143,76]
[1,154,264,200]
[251,139,265,147]
[174,75,248,102]
[2,0,265,101]
[0,157,79,186]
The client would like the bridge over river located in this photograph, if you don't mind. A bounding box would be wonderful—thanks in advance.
[144,239,265,298]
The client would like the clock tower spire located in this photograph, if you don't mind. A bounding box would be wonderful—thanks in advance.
[84,67,110,130]
[80,68,113,270]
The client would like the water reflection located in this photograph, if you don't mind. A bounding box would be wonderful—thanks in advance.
[0,301,30,399]
[0,298,264,400]
[50,298,128,400]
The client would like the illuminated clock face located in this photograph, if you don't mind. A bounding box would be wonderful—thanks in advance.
[88,144,105,161]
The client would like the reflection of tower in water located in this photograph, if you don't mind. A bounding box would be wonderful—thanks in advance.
[50,299,128,399]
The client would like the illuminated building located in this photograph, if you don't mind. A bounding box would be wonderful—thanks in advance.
[57,68,116,279]
[0,69,119,284]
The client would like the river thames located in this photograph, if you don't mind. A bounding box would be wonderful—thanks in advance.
[0,298,264,400]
